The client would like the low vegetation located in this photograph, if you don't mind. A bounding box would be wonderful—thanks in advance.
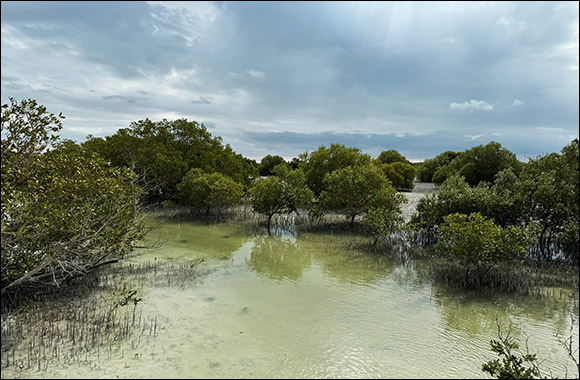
[436,212,531,283]
[482,321,579,379]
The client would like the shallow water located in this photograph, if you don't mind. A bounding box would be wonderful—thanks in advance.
[2,220,579,379]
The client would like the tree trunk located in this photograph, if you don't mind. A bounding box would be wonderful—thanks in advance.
[546,232,553,260]
[539,225,548,260]
[350,214,355,229]
[267,214,273,235]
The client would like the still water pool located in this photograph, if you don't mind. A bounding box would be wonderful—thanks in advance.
[3,220,579,379]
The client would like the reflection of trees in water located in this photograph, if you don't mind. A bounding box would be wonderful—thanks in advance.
[431,283,575,338]
[143,222,248,261]
[247,232,399,285]
[408,255,579,338]
[314,243,395,285]
[387,259,426,288]
[247,235,312,282]
[301,233,398,285]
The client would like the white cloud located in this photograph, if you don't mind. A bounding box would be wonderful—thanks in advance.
[464,134,484,141]
[148,1,220,28]
[148,1,220,22]
[496,17,509,26]
[535,126,570,134]
[449,99,493,111]
[246,69,265,78]
[511,99,526,107]
[534,127,576,142]
[163,67,200,85]
[226,69,266,79]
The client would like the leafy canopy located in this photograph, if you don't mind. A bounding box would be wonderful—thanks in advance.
[436,212,530,274]
[299,144,372,196]
[380,161,416,189]
[83,118,257,202]
[249,169,313,233]
[1,98,145,297]
[377,149,410,165]
[258,154,287,176]
[321,163,402,227]
[177,168,243,214]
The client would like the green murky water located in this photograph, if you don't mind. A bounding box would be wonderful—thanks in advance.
[2,220,579,379]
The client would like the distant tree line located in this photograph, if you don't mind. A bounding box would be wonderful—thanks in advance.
[80,120,416,235]
[81,118,258,203]
[412,139,579,276]
[415,141,522,186]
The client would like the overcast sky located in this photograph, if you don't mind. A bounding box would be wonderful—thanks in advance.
[1,1,578,161]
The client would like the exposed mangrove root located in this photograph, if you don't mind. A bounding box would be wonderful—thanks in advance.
[1,259,203,377]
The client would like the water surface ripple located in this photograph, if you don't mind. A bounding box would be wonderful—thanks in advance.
[2,221,578,379]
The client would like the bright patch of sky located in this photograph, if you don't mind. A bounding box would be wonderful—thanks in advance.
[1,1,578,161]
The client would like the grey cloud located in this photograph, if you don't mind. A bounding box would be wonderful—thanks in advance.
[240,130,479,161]
[1,1,577,162]
[202,2,577,128]
[102,95,147,104]
[1,75,26,91]
[0,75,55,94]
[239,128,576,162]
[1,1,209,79]
[191,97,212,105]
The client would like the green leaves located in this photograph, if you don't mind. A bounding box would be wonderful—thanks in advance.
[300,144,372,196]
[436,212,530,272]
[413,139,578,265]
[113,285,143,309]
[449,141,523,187]
[364,193,405,239]
[1,98,64,205]
[177,168,244,214]
[417,142,521,186]
[258,154,287,176]
[82,118,256,202]
[1,99,145,296]
[250,176,287,216]
[377,149,410,165]
[380,161,416,189]
[416,150,459,182]
[321,163,404,228]
[482,325,544,379]
[249,169,313,233]
[517,140,579,262]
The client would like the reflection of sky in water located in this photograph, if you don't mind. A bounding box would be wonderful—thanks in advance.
[3,221,578,379]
